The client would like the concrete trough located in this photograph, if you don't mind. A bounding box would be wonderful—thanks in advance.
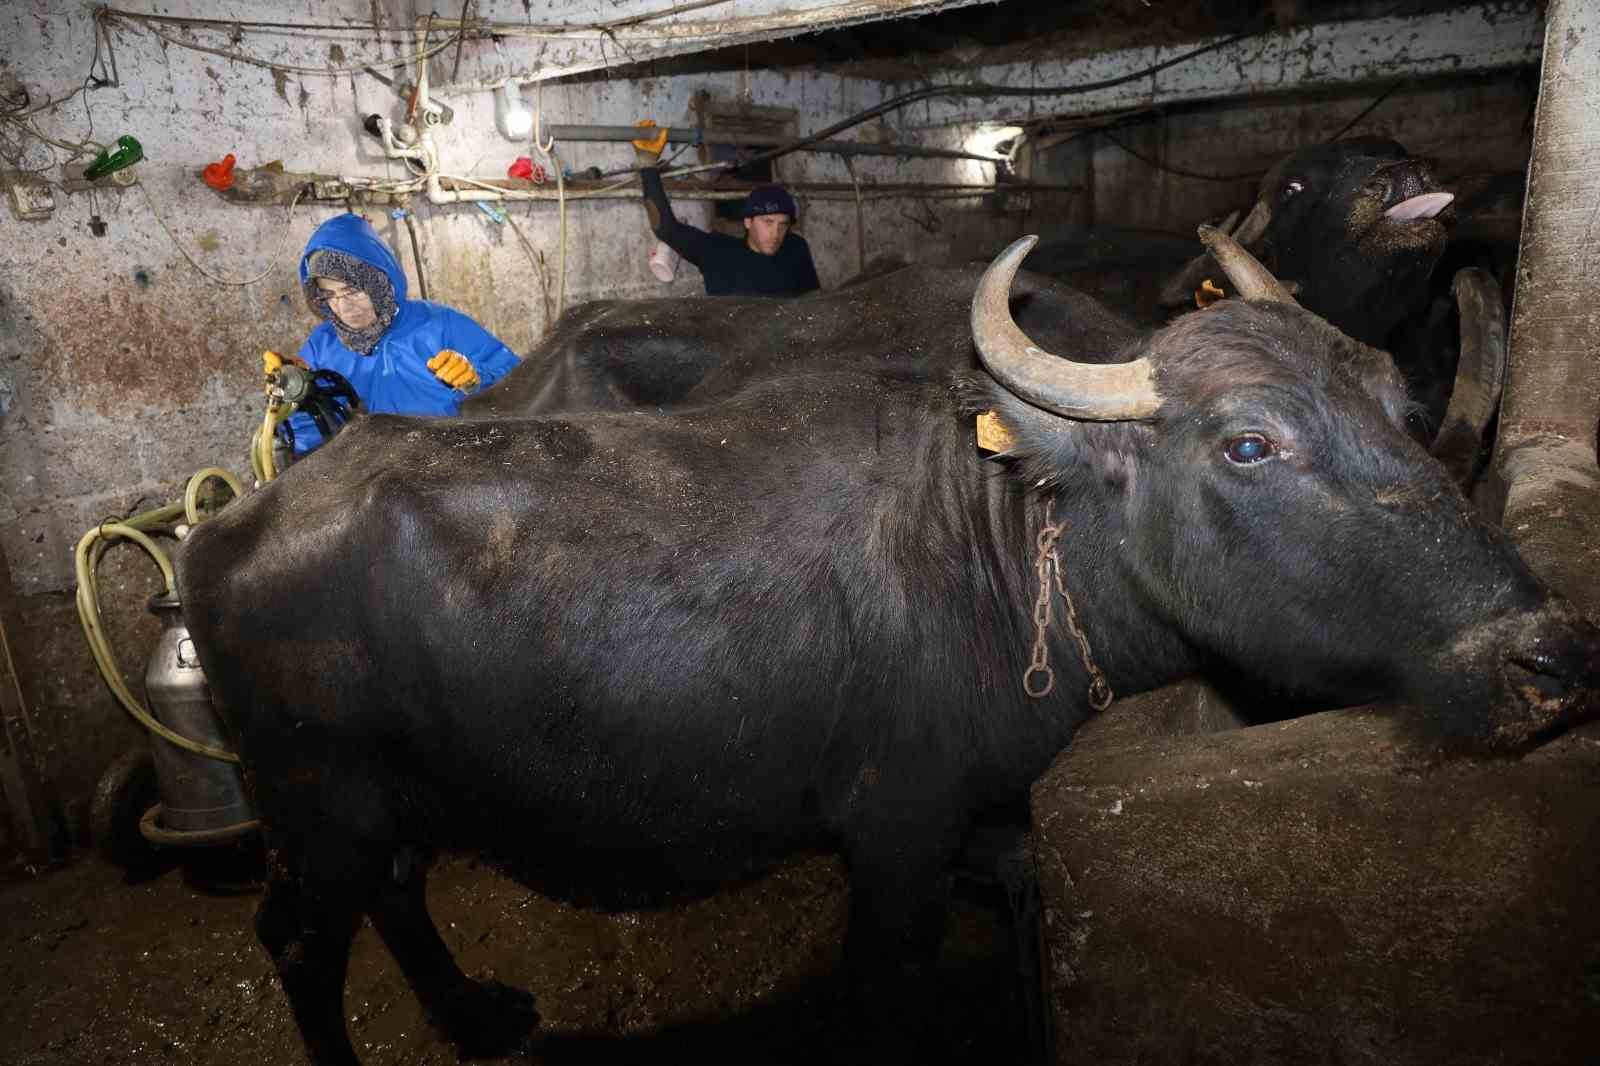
[1031,703,1600,1066]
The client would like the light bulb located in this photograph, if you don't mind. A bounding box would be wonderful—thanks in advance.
[497,82,533,141]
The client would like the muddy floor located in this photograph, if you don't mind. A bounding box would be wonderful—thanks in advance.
[0,845,1030,1065]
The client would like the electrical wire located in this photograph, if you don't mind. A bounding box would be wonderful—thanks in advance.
[595,0,739,31]
[1326,81,1406,141]
[721,24,1268,178]
[1089,77,1409,183]
[532,83,568,321]
[0,86,104,177]
[536,151,568,319]
[139,182,307,286]
[100,11,466,76]
[506,23,1267,190]
[502,207,553,325]
[95,7,445,36]
[1100,128,1265,182]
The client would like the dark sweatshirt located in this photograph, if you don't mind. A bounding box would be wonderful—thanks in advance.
[642,168,821,297]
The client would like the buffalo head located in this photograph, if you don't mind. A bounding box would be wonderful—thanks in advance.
[979,233,1596,751]
[1163,137,1454,350]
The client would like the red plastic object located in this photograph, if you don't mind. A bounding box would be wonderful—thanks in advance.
[202,154,237,191]
[507,156,534,180]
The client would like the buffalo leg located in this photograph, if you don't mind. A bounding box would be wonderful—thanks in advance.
[254,841,376,1066]
[843,837,956,1059]
[958,821,1053,1066]
[367,849,539,1055]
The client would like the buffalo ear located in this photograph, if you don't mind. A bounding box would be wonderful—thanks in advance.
[981,385,1151,493]
[1158,200,1274,309]
[1158,251,1219,309]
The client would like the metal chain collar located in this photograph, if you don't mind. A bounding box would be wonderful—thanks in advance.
[1023,498,1114,711]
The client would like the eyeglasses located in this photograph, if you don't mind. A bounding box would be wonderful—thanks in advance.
[316,285,366,306]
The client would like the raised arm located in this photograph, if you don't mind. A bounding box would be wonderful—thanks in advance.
[641,167,716,268]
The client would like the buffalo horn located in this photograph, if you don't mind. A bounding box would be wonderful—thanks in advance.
[1197,224,1297,304]
[1431,267,1508,489]
[1156,200,1275,308]
[1229,198,1273,247]
[972,236,1161,421]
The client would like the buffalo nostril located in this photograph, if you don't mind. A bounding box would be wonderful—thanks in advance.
[1504,653,1569,706]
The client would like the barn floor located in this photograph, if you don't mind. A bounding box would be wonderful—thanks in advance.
[0,844,1030,1065]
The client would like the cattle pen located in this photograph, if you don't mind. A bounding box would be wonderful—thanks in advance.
[3,2,1599,1066]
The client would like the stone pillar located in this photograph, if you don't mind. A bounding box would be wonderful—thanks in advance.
[1492,0,1600,618]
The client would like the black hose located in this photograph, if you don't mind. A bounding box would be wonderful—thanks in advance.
[402,209,430,301]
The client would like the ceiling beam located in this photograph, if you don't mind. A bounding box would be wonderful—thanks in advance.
[432,0,1000,88]
[896,3,1542,129]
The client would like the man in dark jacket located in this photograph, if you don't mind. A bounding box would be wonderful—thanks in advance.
[636,132,821,297]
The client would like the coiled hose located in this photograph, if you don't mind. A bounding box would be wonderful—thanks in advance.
[75,467,245,762]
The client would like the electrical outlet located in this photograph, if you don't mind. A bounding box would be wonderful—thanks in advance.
[7,179,54,221]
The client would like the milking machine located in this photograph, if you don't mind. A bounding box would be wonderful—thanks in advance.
[82,359,358,865]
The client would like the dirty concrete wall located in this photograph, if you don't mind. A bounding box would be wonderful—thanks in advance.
[0,0,1007,842]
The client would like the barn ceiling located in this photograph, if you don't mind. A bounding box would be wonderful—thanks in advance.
[575,0,1533,80]
[544,0,1542,132]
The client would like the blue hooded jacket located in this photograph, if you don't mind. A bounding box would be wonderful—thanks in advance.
[285,214,521,455]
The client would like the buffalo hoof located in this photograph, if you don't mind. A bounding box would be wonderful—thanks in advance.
[436,974,540,1057]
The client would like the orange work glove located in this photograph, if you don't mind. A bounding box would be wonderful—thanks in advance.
[631,119,668,164]
[427,349,480,391]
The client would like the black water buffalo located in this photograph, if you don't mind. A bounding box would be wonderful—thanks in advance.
[476,139,1472,450]
[463,261,1136,418]
[1160,137,1453,344]
[176,232,1599,1066]
[1159,137,1465,435]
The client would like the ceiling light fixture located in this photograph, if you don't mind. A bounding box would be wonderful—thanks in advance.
[496,82,533,142]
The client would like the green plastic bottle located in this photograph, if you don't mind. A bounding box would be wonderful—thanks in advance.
[84,135,143,181]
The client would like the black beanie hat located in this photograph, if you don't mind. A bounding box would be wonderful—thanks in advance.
[742,184,797,221]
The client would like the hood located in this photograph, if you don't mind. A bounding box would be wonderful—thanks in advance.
[299,214,407,354]
[299,213,408,300]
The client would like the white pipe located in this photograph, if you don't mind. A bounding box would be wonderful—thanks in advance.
[373,116,432,165]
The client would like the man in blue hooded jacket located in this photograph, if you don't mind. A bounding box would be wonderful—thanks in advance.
[281,213,521,456]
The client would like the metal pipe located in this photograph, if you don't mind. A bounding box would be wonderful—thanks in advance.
[431,176,1077,200]
[545,124,1002,164]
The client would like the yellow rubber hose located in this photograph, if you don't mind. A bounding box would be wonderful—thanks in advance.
[74,495,241,762]
[183,466,244,526]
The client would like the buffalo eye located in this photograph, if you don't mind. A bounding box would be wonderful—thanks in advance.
[1284,180,1304,197]
[1223,433,1276,465]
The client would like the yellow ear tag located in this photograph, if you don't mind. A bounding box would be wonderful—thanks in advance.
[1195,279,1227,308]
[975,410,1015,456]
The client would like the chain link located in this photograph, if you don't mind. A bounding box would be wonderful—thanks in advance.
[1022,499,1114,711]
